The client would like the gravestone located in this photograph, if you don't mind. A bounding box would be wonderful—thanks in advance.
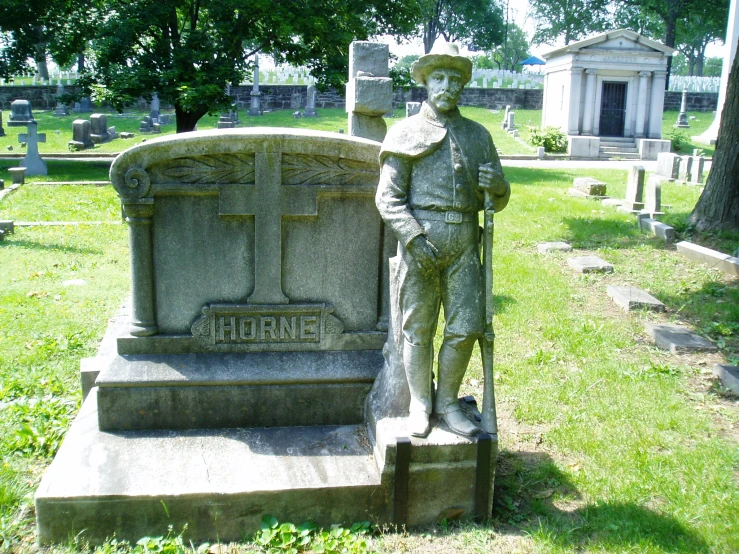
[656,152,680,180]
[569,177,607,198]
[607,286,664,312]
[0,110,5,137]
[506,111,516,131]
[90,114,111,144]
[54,83,70,116]
[36,128,494,543]
[643,174,663,218]
[689,155,704,184]
[304,84,317,117]
[68,119,94,151]
[621,165,645,212]
[248,54,263,116]
[678,155,693,182]
[18,123,47,176]
[502,105,510,129]
[646,323,717,354]
[149,93,160,121]
[217,113,234,129]
[674,90,689,127]
[139,116,153,133]
[8,99,35,127]
[713,365,739,394]
[567,255,613,273]
[9,167,26,185]
[405,102,421,117]
[347,42,392,142]
[537,242,572,253]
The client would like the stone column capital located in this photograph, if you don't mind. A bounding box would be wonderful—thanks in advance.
[639,71,652,78]
[585,68,598,75]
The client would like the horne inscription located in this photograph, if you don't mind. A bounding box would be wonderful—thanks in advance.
[191,303,344,346]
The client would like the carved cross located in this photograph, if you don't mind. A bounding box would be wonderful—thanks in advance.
[18,124,46,157]
[219,152,321,305]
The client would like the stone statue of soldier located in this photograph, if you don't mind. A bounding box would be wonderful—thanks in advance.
[375,39,510,438]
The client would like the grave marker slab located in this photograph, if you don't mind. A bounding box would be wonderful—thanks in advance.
[569,177,607,198]
[678,156,693,182]
[90,114,111,144]
[537,242,572,253]
[621,165,645,212]
[676,241,739,276]
[712,364,739,395]
[8,99,35,127]
[68,119,94,151]
[567,255,613,273]
[607,285,665,312]
[0,110,6,137]
[643,174,663,218]
[638,215,675,242]
[646,323,717,353]
[656,152,680,179]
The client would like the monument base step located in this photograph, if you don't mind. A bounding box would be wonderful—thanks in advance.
[35,392,387,545]
[36,394,498,545]
[94,350,384,430]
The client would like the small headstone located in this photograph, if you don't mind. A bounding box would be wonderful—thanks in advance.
[72,97,93,113]
[678,156,693,182]
[120,132,134,139]
[567,255,614,274]
[0,110,5,137]
[569,177,607,198]
[537,242,572,254]
[159,114,171,125]
[607,286,664,312]
[621,165,645,212]
[656,152,680,180]
[0,179,4,190]
[638,214,674,242]
[54,83,70,116]
[406,102,421,118]
[304,84,317,117]
[674,90,689,128]
[646,323,717,354]
[506,111,516,131]
[108,126,118,140]
[713,365,739,395]
[90,114,111,144]
[643,175,663,218]
[502,106,510,129]
[8,99,35,127]
[689,156,704,184]
[537,146,545,159]
[9,167,26,185]
[149,93,160,121]
[0,220,14,234]
[153,123,161,133]
[68,119,94,151]
[18,123,47,176]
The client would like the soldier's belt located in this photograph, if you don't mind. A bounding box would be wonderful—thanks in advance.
[412,209,478,224]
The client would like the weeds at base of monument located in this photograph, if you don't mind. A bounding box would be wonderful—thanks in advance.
[253,515,371,553]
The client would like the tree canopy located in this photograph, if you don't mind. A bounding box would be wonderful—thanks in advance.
[418,0,505,53]
[529,0,611,46]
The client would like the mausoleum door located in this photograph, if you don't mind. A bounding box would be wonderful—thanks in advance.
[599,82,627,137]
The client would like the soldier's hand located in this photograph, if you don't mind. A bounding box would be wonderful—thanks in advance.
[407,235,439,275]
[479,163,509,197]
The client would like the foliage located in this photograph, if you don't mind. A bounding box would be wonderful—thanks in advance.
[528,126,568,153]
[529,0,611,45]
[418,0,505,53]
[253,515,372,553]
[668,129,689,152]
[73,0,420,132]
[672,54,724,77]
[485,24,530,71]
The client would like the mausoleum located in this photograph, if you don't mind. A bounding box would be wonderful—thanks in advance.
[541,29,675,159]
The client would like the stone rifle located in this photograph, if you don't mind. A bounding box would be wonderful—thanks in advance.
[480,173,498,437]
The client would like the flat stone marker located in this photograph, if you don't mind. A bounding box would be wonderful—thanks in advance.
[569,177,607,198]
[645,323,717,354]
[676,241,739,277]
[638,215,675,243]
[713,364,739,394]
[568,255,613,274]
[537,241,572,254]
[607,286,665,312]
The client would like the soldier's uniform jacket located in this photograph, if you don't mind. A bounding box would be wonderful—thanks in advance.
[376,101,508,246]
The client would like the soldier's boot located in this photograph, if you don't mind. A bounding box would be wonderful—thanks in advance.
[435,343,480,437]
[403,340,433,437]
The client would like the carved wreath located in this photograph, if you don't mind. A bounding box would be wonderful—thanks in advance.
[152,153,256,184]
[281,154,377,186]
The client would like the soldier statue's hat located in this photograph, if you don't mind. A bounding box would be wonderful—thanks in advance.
[411,38,473,86]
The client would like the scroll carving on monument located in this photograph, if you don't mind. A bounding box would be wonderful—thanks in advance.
[149,153,256,184]
[281,154,378,186]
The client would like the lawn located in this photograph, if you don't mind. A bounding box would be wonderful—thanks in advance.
[0,107,715,159]
[0,162,737,553]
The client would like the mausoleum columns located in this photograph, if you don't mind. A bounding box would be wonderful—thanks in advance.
[582,69,597,135]
[124,200,158,337]
[648,71,667,138]
[635,71,651,138]
[568,68,584,135]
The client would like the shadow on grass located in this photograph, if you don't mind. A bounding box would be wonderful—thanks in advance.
[490,450,710,553]
[558,215,688,251]
[0,237,104,255]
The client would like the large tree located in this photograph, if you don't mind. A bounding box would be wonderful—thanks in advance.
[419,0,505,53]
[529,0,611,46]
[689,37,739,232]
[0,0,93,80]
[80,0,419,132]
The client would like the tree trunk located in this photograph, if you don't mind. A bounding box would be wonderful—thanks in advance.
[78,52,85,72]
[174,105,206,133]
[690,37,739,232]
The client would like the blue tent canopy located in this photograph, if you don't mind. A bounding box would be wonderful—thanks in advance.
[519,56,545,66]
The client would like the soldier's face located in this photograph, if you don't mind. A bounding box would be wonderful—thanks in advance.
[426,68,464,112]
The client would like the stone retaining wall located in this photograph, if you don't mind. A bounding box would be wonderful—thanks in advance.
[0,85,719,112]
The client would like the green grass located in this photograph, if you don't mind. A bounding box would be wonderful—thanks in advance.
[1,142,738,552]
[0,160,111,184]
[0,107,719,159]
